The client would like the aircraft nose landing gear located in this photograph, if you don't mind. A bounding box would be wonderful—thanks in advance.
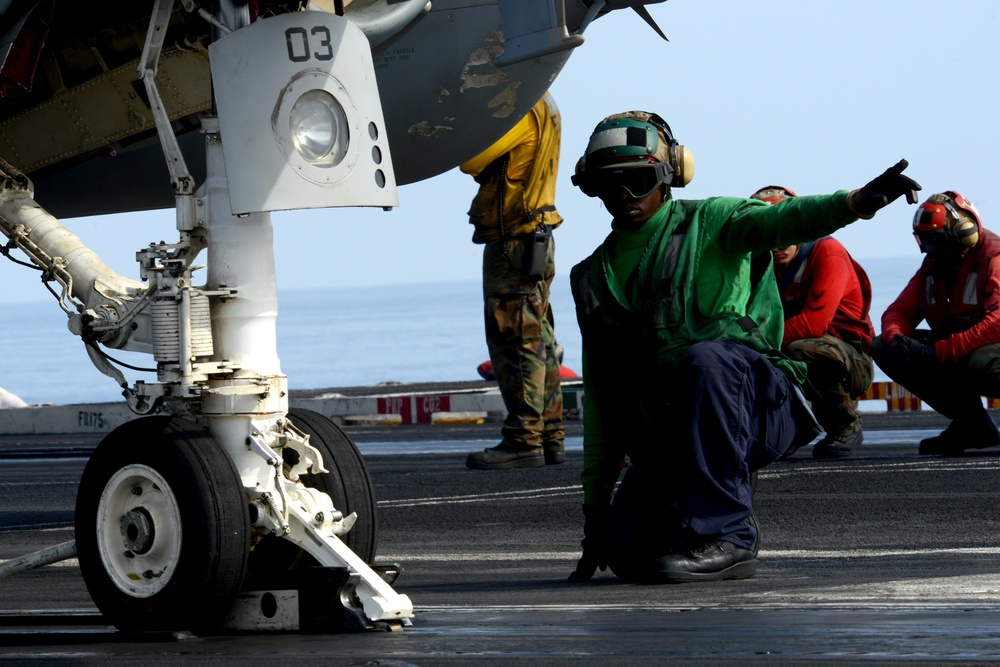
[9,5,413,635]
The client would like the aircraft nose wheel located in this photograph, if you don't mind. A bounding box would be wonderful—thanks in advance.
[75,417,250,633]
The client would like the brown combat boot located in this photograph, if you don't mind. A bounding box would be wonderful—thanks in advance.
[465,443,545,470]
[813,427,864,459]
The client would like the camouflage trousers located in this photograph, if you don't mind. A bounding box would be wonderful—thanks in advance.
[482,231,564,452]
[784,334,874,437]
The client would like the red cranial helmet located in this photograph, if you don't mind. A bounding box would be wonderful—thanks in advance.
[750,185,796,205]
[912,191,981,256]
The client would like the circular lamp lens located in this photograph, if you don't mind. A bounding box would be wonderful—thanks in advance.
[289,90,349,167]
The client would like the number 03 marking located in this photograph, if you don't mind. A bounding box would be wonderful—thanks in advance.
[285,26,335,63]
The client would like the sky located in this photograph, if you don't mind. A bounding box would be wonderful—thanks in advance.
[1,0,998,305]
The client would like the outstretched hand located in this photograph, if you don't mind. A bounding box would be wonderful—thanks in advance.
[848,159,922,219]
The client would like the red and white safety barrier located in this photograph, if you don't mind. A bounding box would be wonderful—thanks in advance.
[859,381,922,412]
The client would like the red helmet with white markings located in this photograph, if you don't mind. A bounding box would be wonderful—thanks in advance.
[912,191,981,256]
[750,185,796,205]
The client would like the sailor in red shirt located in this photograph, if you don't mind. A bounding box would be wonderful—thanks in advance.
[751,186,875,458]
[871,191,1000,455]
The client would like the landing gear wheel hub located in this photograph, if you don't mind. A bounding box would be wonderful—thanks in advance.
[97,464,181,598]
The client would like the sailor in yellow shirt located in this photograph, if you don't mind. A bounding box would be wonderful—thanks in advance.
[461,92,566,470]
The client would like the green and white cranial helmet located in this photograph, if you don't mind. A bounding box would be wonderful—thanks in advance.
[572,111,693,198]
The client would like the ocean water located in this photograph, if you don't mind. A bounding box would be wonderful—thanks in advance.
[0,255,921,406]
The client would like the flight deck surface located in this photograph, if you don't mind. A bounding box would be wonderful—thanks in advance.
[1,411,998,665]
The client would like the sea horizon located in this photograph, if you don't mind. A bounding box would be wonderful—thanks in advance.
[0,255,923,407]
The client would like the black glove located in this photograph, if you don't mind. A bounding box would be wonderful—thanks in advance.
[567,504,609,583]
[848,159,922,219]
[890,334,938,363]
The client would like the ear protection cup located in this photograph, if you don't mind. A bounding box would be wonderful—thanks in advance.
[670,145,694,188]
[953,217,979,248]
[945,190,981,248]
[647,113,693,187]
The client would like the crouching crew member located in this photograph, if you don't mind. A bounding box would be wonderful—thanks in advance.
[872,191,1000,455]
[750,186,875,459]
[566,111,920,583]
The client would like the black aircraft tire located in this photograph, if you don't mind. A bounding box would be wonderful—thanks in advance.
[247,408,379,578]
[288,408,379,563]
[74,416,250,633]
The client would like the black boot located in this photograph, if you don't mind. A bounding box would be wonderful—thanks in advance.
[543,442,565,465]
[650,541,757,583]
[919,410,1000,456]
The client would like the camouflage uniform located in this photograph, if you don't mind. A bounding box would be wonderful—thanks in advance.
[483,231,563,454]
[773,236,875,454]
[461,93,565,465]
[784,334,873,437]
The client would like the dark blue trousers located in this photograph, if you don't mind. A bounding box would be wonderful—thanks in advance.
[607,340,800,575]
